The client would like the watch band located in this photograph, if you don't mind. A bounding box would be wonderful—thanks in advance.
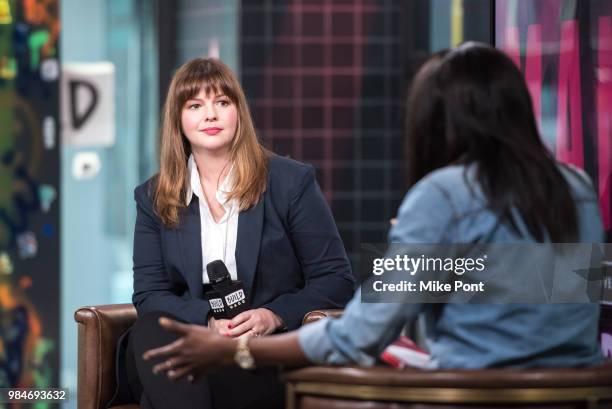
[234,336,256,370]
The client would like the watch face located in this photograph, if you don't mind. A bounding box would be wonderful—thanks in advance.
[237,351,255,369]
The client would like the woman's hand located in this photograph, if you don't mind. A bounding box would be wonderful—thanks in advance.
[208,317,233,336]
[143,317,235,381]
[226,308,284,338]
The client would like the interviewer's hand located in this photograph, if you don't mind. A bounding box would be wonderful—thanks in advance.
[144,317,234,382]
[226,308,283,338]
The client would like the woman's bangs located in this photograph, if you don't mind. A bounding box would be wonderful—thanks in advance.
[177,70,238,108]
[203,74,239,103]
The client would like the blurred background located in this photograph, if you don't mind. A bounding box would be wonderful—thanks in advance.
[0,0,610,407]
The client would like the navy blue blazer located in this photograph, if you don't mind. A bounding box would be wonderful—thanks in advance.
[132,154,355,330]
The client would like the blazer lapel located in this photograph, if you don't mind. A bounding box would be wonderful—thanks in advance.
[178,198,204,298]
[235,199,264,299]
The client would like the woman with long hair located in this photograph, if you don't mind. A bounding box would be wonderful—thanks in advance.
[111,58,355,409]
[143,43,604,378]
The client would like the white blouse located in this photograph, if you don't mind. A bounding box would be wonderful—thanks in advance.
[186,154,239,283]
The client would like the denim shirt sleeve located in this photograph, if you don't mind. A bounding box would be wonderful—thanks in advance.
[298,177,457,365]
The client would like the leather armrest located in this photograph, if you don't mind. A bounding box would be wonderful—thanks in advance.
[302,309,344,325]
[74,304,137,409]
[282,363,612,388]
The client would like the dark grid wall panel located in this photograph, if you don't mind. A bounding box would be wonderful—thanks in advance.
[240,0,406,271]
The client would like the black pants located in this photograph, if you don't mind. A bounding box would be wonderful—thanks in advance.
[126,311,285,409]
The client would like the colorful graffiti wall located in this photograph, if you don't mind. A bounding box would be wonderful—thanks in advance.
[0,0,60,402]
[496,0,612,240]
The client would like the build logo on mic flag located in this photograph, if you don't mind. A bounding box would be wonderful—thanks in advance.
[208,298,225,314]
[225,289,246,309]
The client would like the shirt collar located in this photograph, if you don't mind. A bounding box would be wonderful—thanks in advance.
[186,154,234,208]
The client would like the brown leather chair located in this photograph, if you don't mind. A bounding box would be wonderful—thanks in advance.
[74,305,343,409]
[76,305,612,409]
[75,304,138,409]
[286,309,612,409]
[282,365,612,409]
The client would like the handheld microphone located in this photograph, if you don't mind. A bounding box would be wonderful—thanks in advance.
[203,260,249,319]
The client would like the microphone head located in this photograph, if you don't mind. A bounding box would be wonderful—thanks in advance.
[206,260,231,285]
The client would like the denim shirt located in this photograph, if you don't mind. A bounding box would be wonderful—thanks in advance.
[299,164,605,368]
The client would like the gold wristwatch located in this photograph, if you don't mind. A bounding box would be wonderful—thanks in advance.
[234,336,256,369]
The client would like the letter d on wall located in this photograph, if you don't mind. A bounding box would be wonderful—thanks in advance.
[61,62,115,147]
[69,80,98,130]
